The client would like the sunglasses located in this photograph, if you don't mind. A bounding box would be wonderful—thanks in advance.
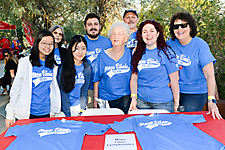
[4,55,8,57]
[173,23,189,30]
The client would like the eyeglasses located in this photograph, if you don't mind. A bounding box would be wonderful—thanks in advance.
[111,33,125,37]
[53,31,63,36]
[173,23,189,30]
[4,55,8,57]
[40,42,54,48]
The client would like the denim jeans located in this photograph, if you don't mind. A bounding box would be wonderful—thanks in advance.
[136,98,174,112]
[180,93,207,112]
[108,95,131,114]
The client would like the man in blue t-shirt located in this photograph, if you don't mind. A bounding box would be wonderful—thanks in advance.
[84,13,112,108]
[123,9,139,51]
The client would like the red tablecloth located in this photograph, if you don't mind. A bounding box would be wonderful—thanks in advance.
[0,111,224,150]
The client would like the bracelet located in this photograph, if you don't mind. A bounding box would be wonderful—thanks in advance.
[130,94,137,98]
[208,96,215,100]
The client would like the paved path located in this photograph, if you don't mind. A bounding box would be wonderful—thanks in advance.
[0,60,9,134]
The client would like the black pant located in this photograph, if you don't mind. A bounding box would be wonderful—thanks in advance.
[0,76,10,88]
[15,114,50,121]
[108,95,131,114]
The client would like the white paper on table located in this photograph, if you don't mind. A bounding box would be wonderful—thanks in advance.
[104,134,137,150]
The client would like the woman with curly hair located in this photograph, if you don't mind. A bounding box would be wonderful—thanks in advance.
[167,12,222,119]
[129,20,179,112]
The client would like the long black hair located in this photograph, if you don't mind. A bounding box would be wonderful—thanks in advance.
[29,29,57,69]
[60,35,88,93]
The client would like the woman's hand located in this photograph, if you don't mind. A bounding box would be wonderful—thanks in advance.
[93,98,98,108]
[207,103,222,119]
[50,115,55,118]
[174,104,179,112]
[5,119,14,128]
[128,98,138,112]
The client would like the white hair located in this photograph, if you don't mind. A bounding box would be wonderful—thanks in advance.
[108,22,131,44]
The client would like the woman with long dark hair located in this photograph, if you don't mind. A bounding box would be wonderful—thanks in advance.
[129,20,179,112]
[0,51,17,95]
[5,29,61,127]
[57,35,91,116]
[49,25,67,65]
[167,12,222,119]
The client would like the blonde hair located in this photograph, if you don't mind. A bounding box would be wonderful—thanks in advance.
[4,51,18,65]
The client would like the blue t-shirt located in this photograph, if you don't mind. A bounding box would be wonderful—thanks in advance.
[167,37,216,94]
[54,47,61,65]
[69,64,85,106]
[84,35,112,90]
[84,35,112,66]
[93,47,131,100]
[137,47,178,103]
[5,120,110,150]
[31,59,53,115]
[109,114,225,150]
[126,31,137,50]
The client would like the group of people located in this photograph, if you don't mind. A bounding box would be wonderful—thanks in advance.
[4,10,222,127]
[0,36,21,56]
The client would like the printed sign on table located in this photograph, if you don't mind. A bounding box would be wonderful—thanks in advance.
[104,134,137,150]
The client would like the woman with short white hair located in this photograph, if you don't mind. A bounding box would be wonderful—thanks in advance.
[93,22,131,114]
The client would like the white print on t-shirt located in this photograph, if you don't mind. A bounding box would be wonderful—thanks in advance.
[86,48,102,62]
[139,120,172,130]
[54,55,61,64]
[37,127,71,137]
[177,54,191,66]
[32,70,53,86]
[75,72,85,84]
[127,38,137,48]
[105,63,130,78]
[138,58,160,71]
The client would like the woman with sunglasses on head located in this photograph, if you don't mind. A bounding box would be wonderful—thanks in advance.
[129,20,179,113]
[167,12,222,119]
[5,30,61,128]
[0,51,18,95]
[49,25,67,65]
[57,35,91,116]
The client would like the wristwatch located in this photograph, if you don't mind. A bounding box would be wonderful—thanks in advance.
[208,99,217,104]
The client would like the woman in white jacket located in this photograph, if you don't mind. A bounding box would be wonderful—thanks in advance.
[5,30,61,128]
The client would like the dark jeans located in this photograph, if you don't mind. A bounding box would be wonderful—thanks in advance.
[136,98,174,112]
[108,95,131,114]
[3,48,9,54]
[0,76,10,88]
[16,114,50,121]
[29,114,50,119]
[180,93,207,112]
